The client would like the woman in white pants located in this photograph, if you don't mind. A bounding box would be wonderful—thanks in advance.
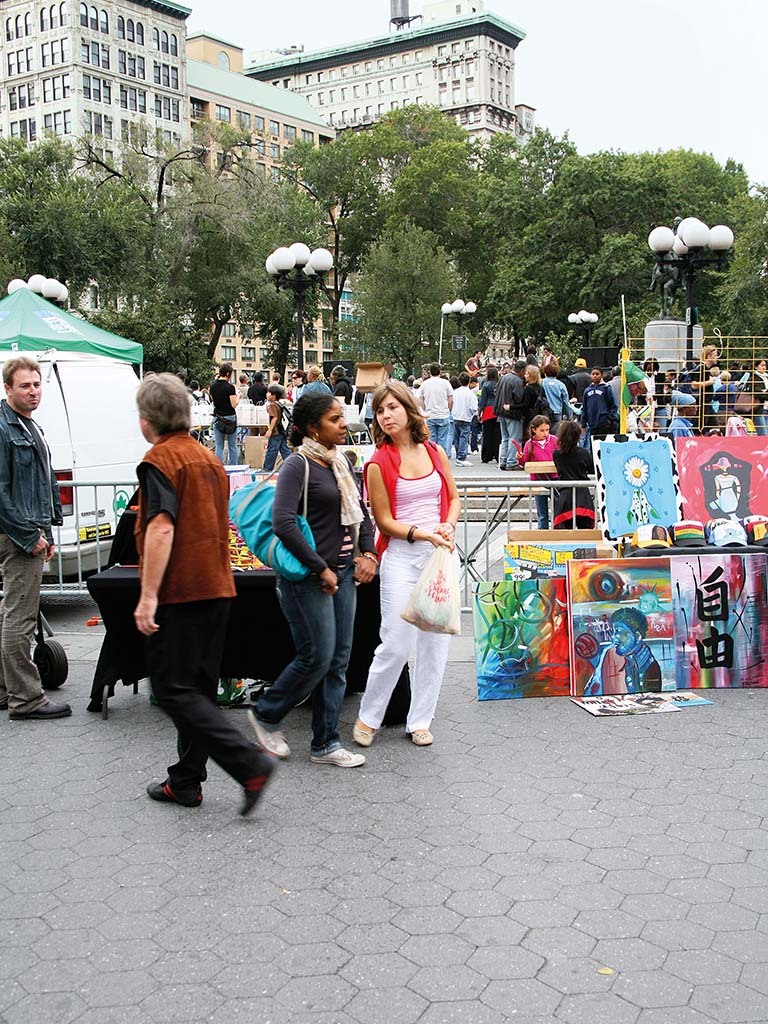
[355,381,460,747]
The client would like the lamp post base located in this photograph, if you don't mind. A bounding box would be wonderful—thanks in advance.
[643,319,703,371]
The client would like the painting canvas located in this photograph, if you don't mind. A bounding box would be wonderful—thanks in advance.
[473,580,570,699]
[676,435,768,523]
[670,555,768,688]
[568,555,768,696]
[568,558,676,697]
[594,436,682,541]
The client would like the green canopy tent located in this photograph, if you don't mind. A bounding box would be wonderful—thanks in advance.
[0,287,143,364]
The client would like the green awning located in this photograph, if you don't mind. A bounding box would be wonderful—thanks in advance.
[0,288,143,363]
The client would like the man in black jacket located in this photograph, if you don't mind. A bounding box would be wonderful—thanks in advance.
[247,372,268,405]
[330,366,354,404]
[494,360,526,470]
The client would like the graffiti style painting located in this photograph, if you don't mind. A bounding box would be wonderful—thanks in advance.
[676,436,768,523]
[503,539,608,580]
[473,580,570,699]
[671,555,768,689]
[594,436,682,541]
[568,558,676,697]
[568,555,768,696]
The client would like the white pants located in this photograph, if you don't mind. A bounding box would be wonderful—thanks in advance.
[359,540,453,733]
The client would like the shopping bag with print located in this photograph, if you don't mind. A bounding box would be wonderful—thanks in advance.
[401,546,461,635]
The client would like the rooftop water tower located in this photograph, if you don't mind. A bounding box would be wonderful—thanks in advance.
[390,0,420,30]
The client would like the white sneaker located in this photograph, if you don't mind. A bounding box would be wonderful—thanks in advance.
[247,710,290,759]
[455,460,471,467]
[311,747,366,767]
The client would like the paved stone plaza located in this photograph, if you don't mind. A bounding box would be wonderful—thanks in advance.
[1,604,768,1023]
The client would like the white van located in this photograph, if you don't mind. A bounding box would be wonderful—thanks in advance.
[0,350,147,578]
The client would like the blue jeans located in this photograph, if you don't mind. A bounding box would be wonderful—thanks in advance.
[499,417,523,468]
[426,417,452,456]
[454,421,470,461]
[263,434,291,472]
[753,413,768,437]
[254,563,356,755]
[535,493,550,530]
[470,415,479,452]
[214,415,238,465]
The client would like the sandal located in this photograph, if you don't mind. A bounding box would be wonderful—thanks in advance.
[353,719,376,747]
[410,729,433,746]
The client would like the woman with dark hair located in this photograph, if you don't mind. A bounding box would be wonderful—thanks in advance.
[520,364,546,439]
[354,381,460,748]
[552,419,596,529]
[248,393,378,767]
[478,365,500,463]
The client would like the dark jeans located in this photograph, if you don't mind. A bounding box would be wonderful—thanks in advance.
[263,434,291,472]
[147,598,268,794]
[255,562,356,755]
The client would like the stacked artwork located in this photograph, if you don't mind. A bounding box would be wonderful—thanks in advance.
[473,555,768,700]
[569,556,768,696]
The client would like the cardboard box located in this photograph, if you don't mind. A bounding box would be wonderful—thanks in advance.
[244,436,268,470]
[355,363,389,393]
[508,530,604,543]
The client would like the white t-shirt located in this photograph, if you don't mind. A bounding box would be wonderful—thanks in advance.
[420,375,454,418]
[452,385,478,422]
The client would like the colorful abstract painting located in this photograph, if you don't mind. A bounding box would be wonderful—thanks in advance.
[670,555,768,688]
[594,436,682,541]
[473,580,570,699]
[568,555,768,696]
[568,558,676,697]
[676,435,768,523]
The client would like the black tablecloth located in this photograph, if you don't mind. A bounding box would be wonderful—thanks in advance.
[86,566,409,719]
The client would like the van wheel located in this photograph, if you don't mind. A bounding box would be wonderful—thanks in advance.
[34,639,69,690]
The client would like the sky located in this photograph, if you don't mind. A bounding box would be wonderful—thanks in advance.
[186,0,767,188]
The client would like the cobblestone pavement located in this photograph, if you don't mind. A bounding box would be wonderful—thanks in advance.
[1,607,768,1024]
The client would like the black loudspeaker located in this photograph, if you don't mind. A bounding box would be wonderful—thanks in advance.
[579,346,621,371]
[322,358,354,379]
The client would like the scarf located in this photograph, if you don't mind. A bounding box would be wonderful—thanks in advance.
[298,439,364,530]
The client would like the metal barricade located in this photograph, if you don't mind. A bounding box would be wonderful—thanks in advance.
[40,476,600,609]
[453,477,600,610]
[42,479,138,596]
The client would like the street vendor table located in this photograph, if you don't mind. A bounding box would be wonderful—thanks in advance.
[86,566,409,720]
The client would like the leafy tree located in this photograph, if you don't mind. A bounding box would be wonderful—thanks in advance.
[346,222,459,375]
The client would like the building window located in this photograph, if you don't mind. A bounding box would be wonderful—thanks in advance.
[137,22,144,45]
[237,109,250,129]
[170,34,177,56]
[215,104,230,122]
[241,347,255,361]
[151,27,159,49]
[269,119,279,135]
[221,345,236,360]
[301,129,313,143]
[161,30,168,53]
[218,50,230,71]
[283,124,296,141]
[254,114,264,131]
[270,143,279,159]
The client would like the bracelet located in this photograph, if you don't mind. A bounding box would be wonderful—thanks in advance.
[444,523,456,533]
[361,552,378,563]
[406,526,417,544]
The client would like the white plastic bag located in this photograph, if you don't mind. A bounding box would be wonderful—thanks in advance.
[401,546,461,635]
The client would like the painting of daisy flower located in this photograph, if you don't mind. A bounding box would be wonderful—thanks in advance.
[595,437,682,540]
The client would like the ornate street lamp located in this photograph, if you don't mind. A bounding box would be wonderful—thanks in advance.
[9,275,68,304]
[266,242,334,371]
[439,298,477,371]
[648,218,734,365]
[568,309,599,347]
[181,316,192,383]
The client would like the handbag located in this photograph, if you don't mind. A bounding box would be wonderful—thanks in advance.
[401,546,461,635]
[229,456,315,581]
[733,390,753,416]
[215,415,237,435]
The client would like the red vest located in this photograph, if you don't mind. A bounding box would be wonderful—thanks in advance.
[135,432,236,605]
[364,441,451,556]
